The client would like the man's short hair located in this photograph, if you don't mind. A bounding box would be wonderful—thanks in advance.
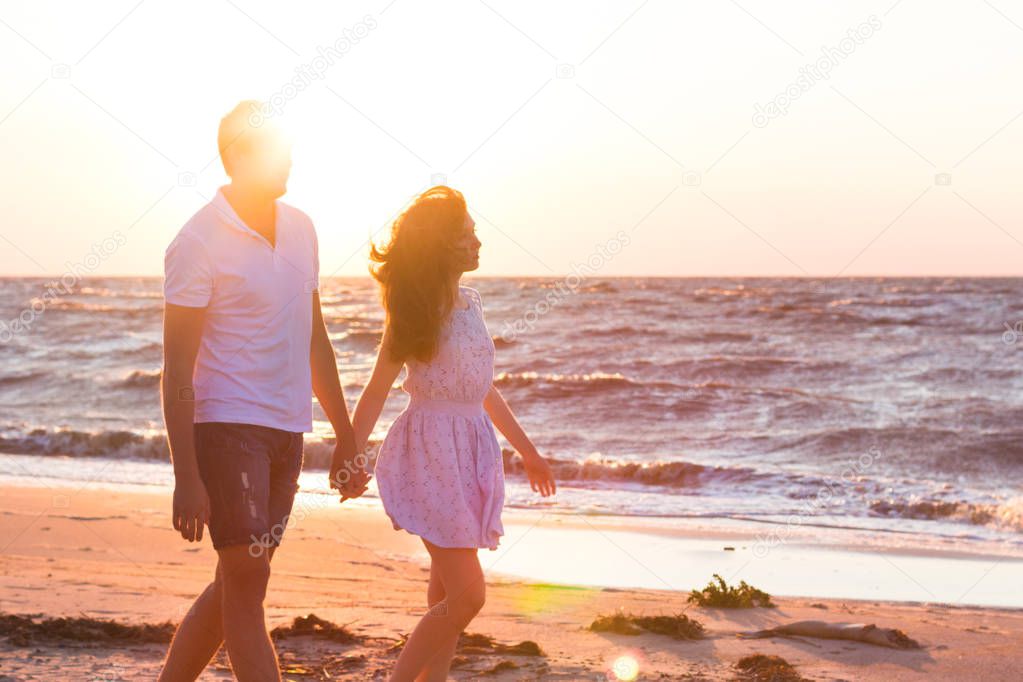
[218,100,263,176]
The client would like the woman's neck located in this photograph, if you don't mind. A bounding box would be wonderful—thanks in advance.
[449,275,466,309]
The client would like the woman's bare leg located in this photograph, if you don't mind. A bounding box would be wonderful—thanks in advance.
[391,541,484,682]
[414,561,461,682]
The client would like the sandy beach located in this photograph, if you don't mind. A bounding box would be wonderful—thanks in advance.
[3,0,1021,676]
[2,483,1021,681]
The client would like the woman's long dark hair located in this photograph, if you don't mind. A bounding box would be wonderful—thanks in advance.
[370,186,467,362]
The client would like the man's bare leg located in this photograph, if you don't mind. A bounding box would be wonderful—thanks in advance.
[218,545,280,681]
[158,563,223,682]
[159,548,277,682]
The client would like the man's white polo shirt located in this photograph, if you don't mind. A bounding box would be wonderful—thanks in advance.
[164,188,319,433]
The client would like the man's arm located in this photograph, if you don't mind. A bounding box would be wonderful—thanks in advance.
[310,292,369,500]
[162,302,209,541]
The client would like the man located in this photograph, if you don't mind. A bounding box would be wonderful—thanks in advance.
[159,101,368,681]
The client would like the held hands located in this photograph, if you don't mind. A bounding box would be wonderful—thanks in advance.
[522,452,557,497]
[329,444,372,503]
[172,473,209,542]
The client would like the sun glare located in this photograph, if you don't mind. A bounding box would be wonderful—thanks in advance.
[609,653,641,681]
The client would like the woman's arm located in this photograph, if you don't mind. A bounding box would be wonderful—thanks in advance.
[352,326,403,454]
[483,384,556,496]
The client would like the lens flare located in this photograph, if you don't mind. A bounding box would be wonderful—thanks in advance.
[610,653,640,681]
[506,583,597,617]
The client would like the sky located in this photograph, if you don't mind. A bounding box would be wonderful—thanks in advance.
[0,0,1021,277]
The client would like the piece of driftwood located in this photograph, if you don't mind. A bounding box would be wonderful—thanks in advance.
[739,620,921,649]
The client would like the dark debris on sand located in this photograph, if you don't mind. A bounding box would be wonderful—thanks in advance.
[590,612,705,640]
[447,632,548,678]
[0,613,174,647]
[270,613,360,644]
[689,574,776,609]
[0,611,567,680]
[278,652,368,678]
[734,654,810,682]
[456,631,545,657]
[483,659,519,675]
[267,615,368,679]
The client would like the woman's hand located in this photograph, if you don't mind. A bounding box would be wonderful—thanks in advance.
[522,454,556,497]
[330,444,372,503]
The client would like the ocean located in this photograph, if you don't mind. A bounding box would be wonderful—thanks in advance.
[1,276,1021,558]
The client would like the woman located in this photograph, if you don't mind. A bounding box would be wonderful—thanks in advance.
[352,186,556,681]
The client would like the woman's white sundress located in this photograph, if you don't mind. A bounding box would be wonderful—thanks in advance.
[374,285,505,550]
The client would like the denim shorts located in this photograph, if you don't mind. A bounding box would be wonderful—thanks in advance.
[194,422,304,553]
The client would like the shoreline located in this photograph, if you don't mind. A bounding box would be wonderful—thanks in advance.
[2,449,1021,609]
[487,512,1023,609]
[2,449,1020,557]
[497,507,1023,565]
[2,484,1023,679]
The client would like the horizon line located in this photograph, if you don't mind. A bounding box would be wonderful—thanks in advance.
[0,273,1020,280]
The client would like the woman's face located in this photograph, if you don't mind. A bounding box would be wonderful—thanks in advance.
[452,212,481,273]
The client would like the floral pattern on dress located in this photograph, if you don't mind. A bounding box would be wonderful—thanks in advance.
[374,286,504,549]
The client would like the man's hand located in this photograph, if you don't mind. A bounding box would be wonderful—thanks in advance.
[173,473,210,541]
[329,444,371,503]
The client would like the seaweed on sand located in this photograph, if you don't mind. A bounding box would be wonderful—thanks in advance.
[456,631,545,657]
[270,614,359,644]
[589,611,705,640]
[734,654,809,682]
[0,613,174,646]
[688,574,775,608]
